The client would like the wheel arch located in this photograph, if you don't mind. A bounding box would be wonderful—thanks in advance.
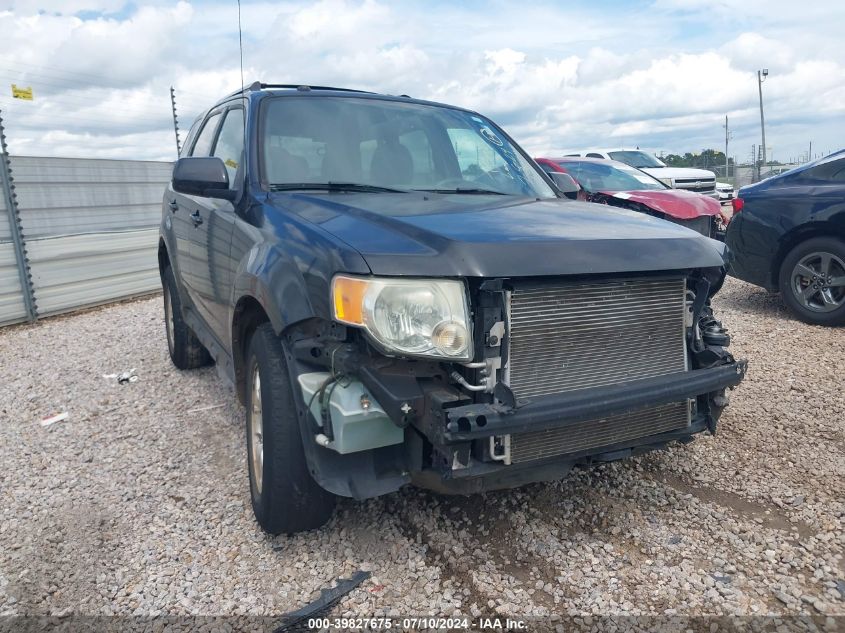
[771,221,845,289]
[231,294,273,404]
[230,291,320,404]
[158,237,170,276]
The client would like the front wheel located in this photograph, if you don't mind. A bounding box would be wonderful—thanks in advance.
[245,323,336,534]
[779,237,845,326]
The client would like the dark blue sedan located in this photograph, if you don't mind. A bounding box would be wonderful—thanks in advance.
[726,150,845,325]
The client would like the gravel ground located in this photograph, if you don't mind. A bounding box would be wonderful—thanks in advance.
[0,278,843,625]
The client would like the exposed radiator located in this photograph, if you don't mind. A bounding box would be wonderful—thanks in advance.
[506,276,687,400]
[509,401,690,464]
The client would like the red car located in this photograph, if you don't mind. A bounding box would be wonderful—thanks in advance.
[535,156,728,239]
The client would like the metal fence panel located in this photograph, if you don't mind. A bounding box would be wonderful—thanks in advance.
[26,229,160,316]
[0,163,29,325]
[10,157,171,239]
[0,241,28,325]
[3,156,170,321]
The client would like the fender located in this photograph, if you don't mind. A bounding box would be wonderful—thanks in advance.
[228,229,397,499]
[226,199,371,403]
[230,241,318,335]
[228,196,372,336]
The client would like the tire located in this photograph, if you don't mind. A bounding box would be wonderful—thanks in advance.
[778,237,845,326]
[245,323,336,534]
[162,265,213,369]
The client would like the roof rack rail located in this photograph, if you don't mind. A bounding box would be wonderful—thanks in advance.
[221,82,375,100]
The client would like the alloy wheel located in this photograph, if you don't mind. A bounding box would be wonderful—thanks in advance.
[790,251,845,313]
[164,285,175,355]
[249,364,264,495]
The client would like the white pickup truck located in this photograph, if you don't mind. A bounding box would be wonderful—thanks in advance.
[563,148,718,198]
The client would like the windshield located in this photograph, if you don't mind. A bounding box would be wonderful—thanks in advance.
[562,161,668,193]
[260,96,555,197]
[607,150,665,169]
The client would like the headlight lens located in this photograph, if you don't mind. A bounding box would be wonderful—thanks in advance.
[332,275,472,360]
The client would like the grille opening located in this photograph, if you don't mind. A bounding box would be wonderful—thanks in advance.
[508,401,691,464]
[505,276,687,401]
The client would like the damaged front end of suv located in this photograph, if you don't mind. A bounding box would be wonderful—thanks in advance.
[282,259,744,499]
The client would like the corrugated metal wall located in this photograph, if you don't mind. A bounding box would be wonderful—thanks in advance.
[2,156,171,322]
[0,178,29,325]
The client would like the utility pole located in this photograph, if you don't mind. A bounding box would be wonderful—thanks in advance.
[170,86,181,155]
[808,141,812,163]
[751,144,756,181]
[757,69,768,177]
[723,115,730,180]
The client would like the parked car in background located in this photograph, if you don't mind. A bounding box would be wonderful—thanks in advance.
[563,148,718,198]
[726,150,845,326]
[535,157,726,239]
[716,182,734,202]
[159,82,745,534]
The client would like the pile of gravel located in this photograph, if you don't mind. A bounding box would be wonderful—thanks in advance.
[0,278,842,621]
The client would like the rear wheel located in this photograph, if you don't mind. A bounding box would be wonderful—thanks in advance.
[245,323,336,534]
[162,265,212,369]
[779,237,845,326]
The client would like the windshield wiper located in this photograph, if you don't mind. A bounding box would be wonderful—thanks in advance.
[269,182,407,193]
[415,187,508,195]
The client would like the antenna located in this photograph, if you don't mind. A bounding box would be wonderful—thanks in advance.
[237,0,247,180]
[237,0,245,98]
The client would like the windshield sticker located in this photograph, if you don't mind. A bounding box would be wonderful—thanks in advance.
[479,126,504,147]
[462,114,535,195]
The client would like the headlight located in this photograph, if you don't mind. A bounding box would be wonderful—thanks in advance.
[658,177,674,188]
[332,275,472,360]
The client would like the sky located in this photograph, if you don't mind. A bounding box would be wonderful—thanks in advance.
[0,0,842,165]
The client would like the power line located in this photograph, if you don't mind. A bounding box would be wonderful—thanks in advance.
[0,59,229,102]
[0,76,213,115]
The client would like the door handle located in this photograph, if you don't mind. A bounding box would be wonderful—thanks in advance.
[190,210,203,226]
[168,200,179,213]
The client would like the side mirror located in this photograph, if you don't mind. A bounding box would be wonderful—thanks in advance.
[172,157,236,201]
[549,172,580,200]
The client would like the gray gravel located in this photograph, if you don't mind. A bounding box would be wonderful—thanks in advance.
[0,278,843,620]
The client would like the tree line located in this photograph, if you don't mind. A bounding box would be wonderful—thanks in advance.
[659,149,733,169]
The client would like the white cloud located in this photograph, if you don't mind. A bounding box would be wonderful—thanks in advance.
[0,0,841,164]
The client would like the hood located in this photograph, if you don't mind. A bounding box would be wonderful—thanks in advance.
[599,189,722,220]
[640,166,716,179]
[276,192,728,277]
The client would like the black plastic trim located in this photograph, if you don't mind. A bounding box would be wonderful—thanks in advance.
[442,361,747,441]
